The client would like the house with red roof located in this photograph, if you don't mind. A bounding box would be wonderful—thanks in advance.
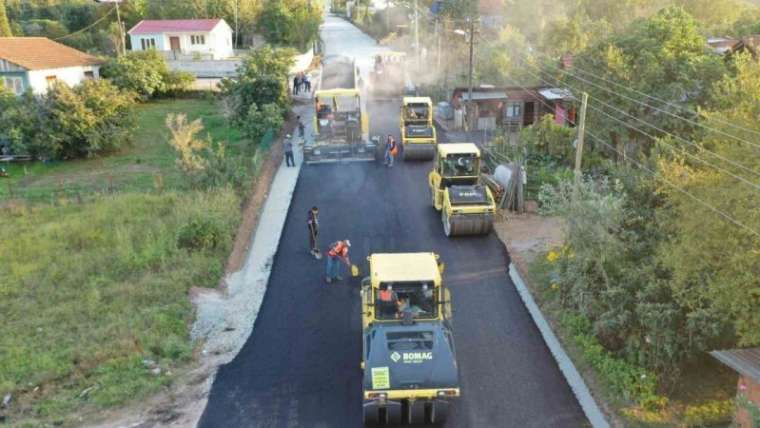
[127,19,234,60]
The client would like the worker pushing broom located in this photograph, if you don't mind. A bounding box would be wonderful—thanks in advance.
[325,239,359,283]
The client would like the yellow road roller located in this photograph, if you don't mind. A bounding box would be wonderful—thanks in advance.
[360,252,459,425]
[428,143,496,237]
[400,97,436,161]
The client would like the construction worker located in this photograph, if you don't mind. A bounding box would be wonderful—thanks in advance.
[384,135,398,167]
[284,134,295,167]
[307,206,319,257]
[378,284,398,316]
[325,239,351,283]
[297,115,305,138]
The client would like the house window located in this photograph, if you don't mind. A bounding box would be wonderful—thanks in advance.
[46,75,57,88]
[191,35,206,45]
[2,76,25,95]
[141,38,156,50]
[505,102,521,119]
[84,71,95,79]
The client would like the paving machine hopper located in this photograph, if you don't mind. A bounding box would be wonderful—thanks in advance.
[305,55,374,163]
[360,253,459,425]
[428,143,496,236]
[400,97,436,161]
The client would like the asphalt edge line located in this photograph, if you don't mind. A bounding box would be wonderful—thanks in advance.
[509,263,610,428]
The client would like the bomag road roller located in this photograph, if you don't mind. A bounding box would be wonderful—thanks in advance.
[305,55,374,163]
[400,97,436,161]
[428,143,496,237]
[360,252,459,426]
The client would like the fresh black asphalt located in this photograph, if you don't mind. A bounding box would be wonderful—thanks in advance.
[198,100,588,427]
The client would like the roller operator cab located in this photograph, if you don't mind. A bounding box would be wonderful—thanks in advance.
[360,253,459,426]
[428,143,496,237]
[400,97,437,161]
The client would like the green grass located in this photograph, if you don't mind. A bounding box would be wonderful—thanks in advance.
[0,190,240,426]
[0,97,258,426]
[0,98,247,203]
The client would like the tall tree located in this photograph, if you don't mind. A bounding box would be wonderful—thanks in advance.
[0,0,12,36]
[659,53,760,347]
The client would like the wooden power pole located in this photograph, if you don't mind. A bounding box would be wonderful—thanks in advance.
[574,92,589,182]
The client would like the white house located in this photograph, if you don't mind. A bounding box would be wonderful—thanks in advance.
[128,19,234,60]
[0,37,102,96]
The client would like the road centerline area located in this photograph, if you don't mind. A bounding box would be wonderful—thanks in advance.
[198,14,587,428]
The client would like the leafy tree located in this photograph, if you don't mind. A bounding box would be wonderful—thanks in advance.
[258,0,322,50]
[476,25,537,86]
[243,102,284,145]
[569,7,726,158]
[658,53,760,347]
[101,50,194,100]
[0,0,12,36]
[220,46,294,123]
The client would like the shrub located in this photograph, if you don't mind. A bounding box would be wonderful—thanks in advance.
[177,215,225,251]
[683,399,734,427]
[560,311,666,410]
[30,79,136,159]
[101,50,193,100]
[243,102,285,145]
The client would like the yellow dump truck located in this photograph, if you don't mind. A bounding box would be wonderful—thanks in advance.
[360,252,459,425]
[428,143,496,236]
[400,96,436,161]
[305,55,374,163]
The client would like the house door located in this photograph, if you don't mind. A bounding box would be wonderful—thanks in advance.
[170,37,181,51]
[523,102,535,127]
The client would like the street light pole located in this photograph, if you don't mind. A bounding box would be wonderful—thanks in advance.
[413,0,419,69]
[467,18,475,130]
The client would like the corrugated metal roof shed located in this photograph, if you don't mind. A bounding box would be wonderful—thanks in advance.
[710,348,760,383]
[459,91,508,102]
[538,88,574,101]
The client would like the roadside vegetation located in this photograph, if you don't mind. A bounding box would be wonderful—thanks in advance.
[0,44,295,425]
[349,0,760,424]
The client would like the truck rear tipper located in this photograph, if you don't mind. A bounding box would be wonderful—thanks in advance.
[304,55,375,163]
[361,253,459,425]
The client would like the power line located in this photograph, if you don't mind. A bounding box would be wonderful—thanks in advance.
[564,60,760,140]
[506,51,760,190]
[585,128,760,238]
[524,50,760,151]
[587,101,760,192]
[54,5,116,41]
[466,41,760,238]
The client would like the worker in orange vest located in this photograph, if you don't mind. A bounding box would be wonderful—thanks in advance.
[325,239,351,283]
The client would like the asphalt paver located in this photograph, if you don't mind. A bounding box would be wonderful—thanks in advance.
[197,98,588,427]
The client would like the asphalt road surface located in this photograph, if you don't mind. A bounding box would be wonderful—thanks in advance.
[198,14,587,428]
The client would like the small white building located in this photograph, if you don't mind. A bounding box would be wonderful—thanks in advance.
[0,37,102,96]
[128,19,234,60]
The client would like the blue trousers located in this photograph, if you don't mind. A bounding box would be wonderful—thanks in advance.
[385,149,394,166]
[326,256,342,279]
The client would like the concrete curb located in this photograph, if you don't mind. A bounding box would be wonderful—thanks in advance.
[509,263,610,428]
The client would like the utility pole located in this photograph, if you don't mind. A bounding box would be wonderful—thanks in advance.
[413,0,419,69]
[435,18,441,69]
[385,0,390,32]
[466,18,475,131]
[574,92,589,182]
[98,0,125,56]
[233,0,239,49]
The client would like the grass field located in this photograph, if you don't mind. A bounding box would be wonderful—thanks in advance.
[0,98,246,203]
[0,98,254,426]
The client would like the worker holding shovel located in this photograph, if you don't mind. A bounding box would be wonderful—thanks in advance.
[325,239,354,284]
[308,206,321,258]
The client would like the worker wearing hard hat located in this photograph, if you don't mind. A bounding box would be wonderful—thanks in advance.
[325,239,351,284]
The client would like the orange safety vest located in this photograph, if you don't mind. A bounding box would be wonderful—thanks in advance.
[328,241,348,258]
[379,289,392,302]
